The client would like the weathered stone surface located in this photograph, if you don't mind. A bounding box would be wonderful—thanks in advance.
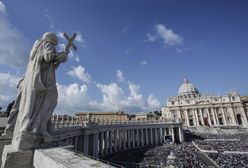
[11,32,70,151]
[1,145,34,168]
[0,139,11,166]
[33,147,115,168]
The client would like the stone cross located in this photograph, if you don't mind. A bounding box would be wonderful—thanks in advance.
[63,32,77,51]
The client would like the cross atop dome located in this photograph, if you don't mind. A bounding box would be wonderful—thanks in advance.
[183,78,189,84]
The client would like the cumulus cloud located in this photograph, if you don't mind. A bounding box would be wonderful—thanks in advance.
[0,1,29,68]
[146,24,183,47]
[68,65,91,83]
[96,82,126,111]
[147,94,161,110]
[54,78,162,114]
[0,72,20,109]
[94,81,161,113]
[116,69,125,82]
[140,60,148,66]
[55,83,95,114]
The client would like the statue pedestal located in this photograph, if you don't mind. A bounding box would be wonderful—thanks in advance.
[1,145,34,168]
[0,138,11,166]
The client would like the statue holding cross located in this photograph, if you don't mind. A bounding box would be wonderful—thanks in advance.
[10,32,77,150]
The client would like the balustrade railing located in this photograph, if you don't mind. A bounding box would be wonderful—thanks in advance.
[50,118,180,131]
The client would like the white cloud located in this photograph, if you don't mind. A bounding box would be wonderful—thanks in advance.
[0,1,7,15]
[0,2,29,68]
[146,33,158,42]
[55,79,161,114]
[55,83,95,114]
[146,24,183,46]
[75,32,86,46]
[147,94,161,110]
[140,60,148,66]
[75,56,80,62]
[116,69,125,82]
[96,82,126,111]
[0,72,20,109]
[94,81,161,113]
[125,82,145,109]
[68,65,91,83]
[44,9,54,29]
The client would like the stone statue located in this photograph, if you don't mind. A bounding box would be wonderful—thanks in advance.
[1,77,24,139]
[11,32,70,150]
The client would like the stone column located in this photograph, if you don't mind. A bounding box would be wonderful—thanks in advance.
[211,108,217,126]
[221,107,227,125]
[154,128,158,144]
[145,128,149,145]
[127,129,131,148]
[82,135,87,154]
[104,131,108,154]
[159,128,163,144]
[214,108,220,125]
[229,107,237,125]
[123,130,126,150]
[114,130,118,152]
[191,110,196,126]
[85,135,89,155]
[109,131,112,153]
[132,129,135,148]
[150,128,154,145]
[206,108,212,126]
[118,130,122,150]
[74,136,78,151]
[136,129,140,147]
[199,108,204,126]
[185,109,190,126]
[99,132,103,155]
[93,133,99,158]
[171,127,175,143]
[194,109,199,126]
[141,129,144,146]
[77,135,83,153]
[179,126,184,142]
[162,128,165,143]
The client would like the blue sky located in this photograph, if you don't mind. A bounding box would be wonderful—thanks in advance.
[0,0,248,114]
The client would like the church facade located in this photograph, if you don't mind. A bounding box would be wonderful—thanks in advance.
[161,79,248,127]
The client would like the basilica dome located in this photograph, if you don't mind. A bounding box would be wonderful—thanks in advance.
[178,78,199,95]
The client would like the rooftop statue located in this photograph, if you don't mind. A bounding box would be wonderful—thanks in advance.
[10,32,77,150]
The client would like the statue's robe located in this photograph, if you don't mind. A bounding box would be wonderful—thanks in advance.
[2,78,23,138]
[12,40,59,150]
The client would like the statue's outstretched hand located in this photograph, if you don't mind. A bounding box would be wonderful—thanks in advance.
[56,50,69,63]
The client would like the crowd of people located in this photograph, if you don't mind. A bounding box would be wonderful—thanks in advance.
[207,153,248,168]
[139,143,207,168]
[194,139,248,152]
[106,131,248,167]
[193,132,248,167]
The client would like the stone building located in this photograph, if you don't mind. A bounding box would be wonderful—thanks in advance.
[75,111,129,123]
[161,79,248,127]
